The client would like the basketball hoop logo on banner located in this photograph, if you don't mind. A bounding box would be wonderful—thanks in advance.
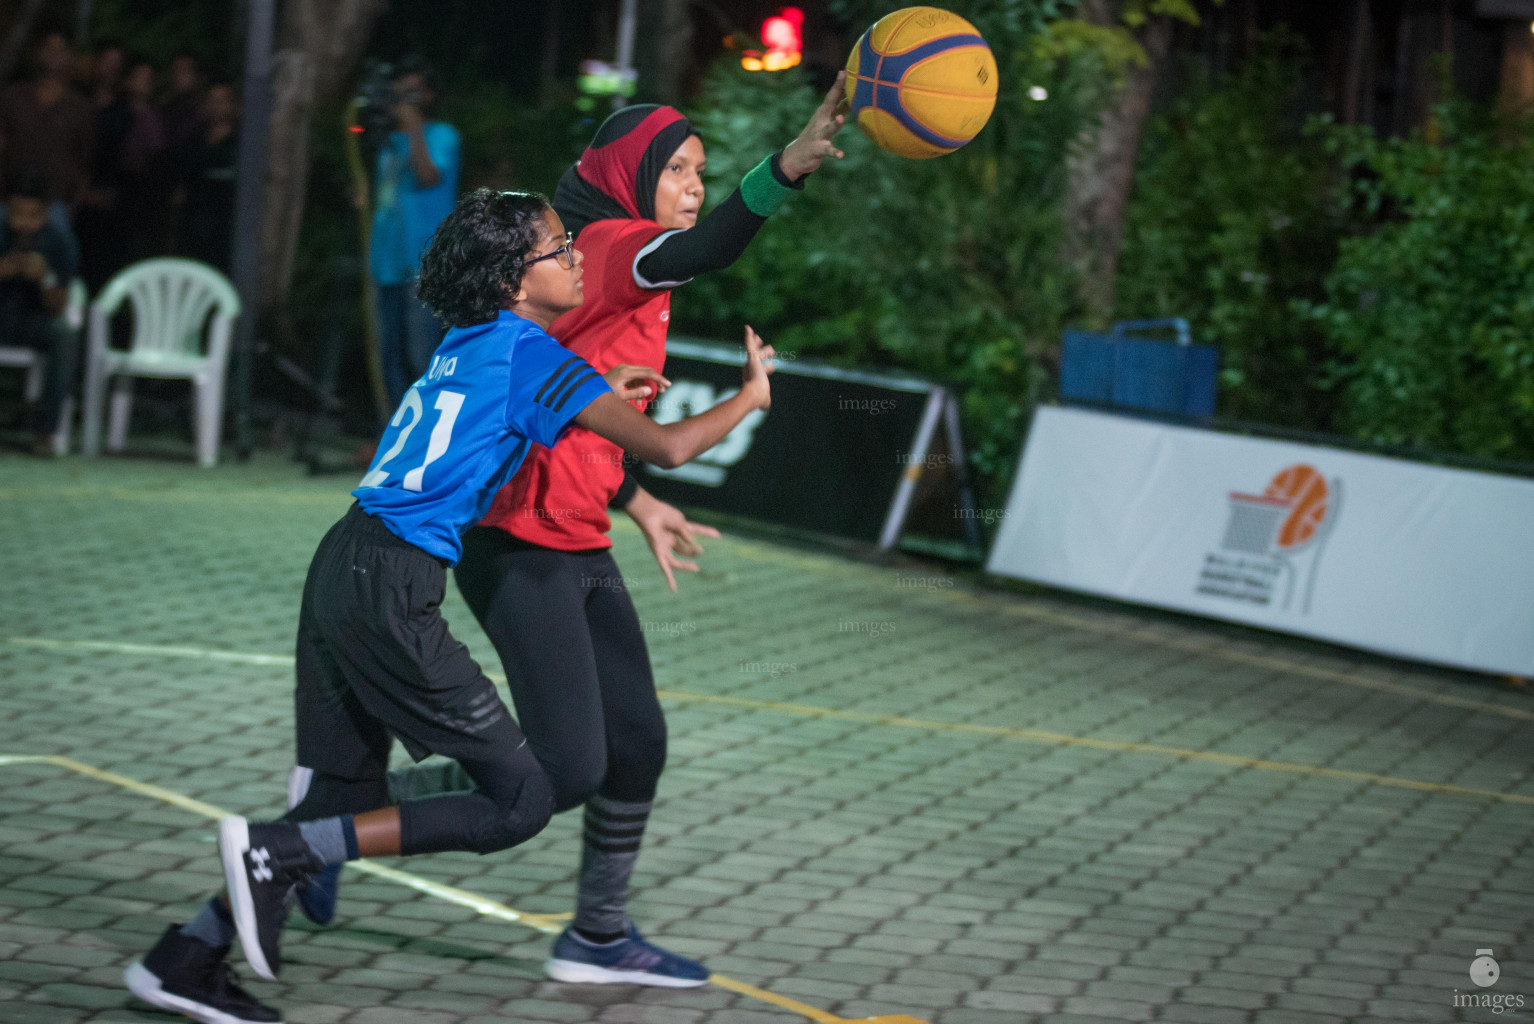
[1196,464,1343,613]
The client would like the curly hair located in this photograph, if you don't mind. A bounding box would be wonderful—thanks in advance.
[417,189,551,328]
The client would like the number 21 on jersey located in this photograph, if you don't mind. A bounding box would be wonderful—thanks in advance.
[359,385,466,491]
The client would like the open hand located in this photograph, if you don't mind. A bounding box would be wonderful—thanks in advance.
[604,363,670,403]
[781,70,849,180]
[627,488,721,591]
[741,325,775,410]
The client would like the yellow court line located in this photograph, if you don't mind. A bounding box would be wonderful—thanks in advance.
[6,635,1532,807]
[651,690,1534,806]
[4,479,1522,721]
[721,539,1534,723]
[0,753,915,1024]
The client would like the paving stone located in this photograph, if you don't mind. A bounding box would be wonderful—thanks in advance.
[0,452,1530,1024]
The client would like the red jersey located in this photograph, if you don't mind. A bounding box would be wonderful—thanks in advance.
[481,218,674,550]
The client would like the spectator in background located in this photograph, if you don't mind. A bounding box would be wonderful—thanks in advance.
[77,41,130,289]
[177,82,237,272]
[367,56,458,410]
[0,173,79,456]
[162,53,206,255]
[0,30,92,222]
[161,53,204,159]
[114,60,168,269]
[85,42,123,107]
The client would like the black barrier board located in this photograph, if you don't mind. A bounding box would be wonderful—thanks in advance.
[640,338,940,544]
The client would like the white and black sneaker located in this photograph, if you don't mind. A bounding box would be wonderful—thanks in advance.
[124,924,282,1024]
[219,816,321,981]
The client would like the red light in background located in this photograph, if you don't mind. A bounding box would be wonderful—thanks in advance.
[743,6,803,71]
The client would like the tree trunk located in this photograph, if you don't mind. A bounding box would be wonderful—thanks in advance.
[1060,3,1173,323]
[1342,0,1372,125]
[638,0,693,105]
[259,0,387,309]
[1500,19,1534,118]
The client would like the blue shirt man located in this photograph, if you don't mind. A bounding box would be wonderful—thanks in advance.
[354,310,611,564]
[368,60,460,411]
[369,121,459,287]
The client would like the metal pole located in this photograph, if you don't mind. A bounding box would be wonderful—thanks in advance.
[74,0,91,46]
[228,0,275,461]
[614,0,637,110]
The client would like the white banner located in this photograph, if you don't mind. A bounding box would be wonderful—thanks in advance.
[987,406,1534,676]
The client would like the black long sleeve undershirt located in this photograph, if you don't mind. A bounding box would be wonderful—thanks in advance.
[608,471,640,510]
[633,151,803,287]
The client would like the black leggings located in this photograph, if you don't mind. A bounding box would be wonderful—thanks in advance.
[284,757,546,857]
[454,526,666,812]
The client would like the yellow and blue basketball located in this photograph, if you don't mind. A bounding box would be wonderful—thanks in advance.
[845,7,997,159]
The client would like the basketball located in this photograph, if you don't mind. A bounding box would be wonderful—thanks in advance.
[1266,464,1330,549]
[844,6,998,159]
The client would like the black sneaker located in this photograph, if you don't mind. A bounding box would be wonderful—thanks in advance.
[124,924,283,1024]
[219,816,321,980]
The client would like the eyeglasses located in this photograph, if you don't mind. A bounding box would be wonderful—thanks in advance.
[525,231,578,270]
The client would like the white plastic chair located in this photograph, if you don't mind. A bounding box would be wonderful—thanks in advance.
[81,259,240,467]
[0,278,87,455]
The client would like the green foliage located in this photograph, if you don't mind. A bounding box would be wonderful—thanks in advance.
[1304,105,1534,460]
[1117,36,1345,429]
[679,1,1098,501]
[86,0,229,69]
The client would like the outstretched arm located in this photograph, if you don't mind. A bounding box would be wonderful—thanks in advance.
[575,326,774,469]
[634,71,848,287]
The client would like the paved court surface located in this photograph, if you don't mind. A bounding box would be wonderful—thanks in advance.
[0,452,1531,1024]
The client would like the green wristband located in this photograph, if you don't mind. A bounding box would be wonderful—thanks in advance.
[739,155,793,218]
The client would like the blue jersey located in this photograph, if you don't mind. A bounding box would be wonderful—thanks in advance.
[354,310,611,563]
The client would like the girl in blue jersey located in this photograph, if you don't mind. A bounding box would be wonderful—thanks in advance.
[123,188,776,1024]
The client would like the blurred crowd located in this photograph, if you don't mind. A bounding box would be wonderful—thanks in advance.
[2,27,240,289]
[0,27,241,453]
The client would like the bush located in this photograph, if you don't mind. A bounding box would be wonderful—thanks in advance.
[677,1,1093,503]
[1117,35,1345,430]
[1304,103,1534,461]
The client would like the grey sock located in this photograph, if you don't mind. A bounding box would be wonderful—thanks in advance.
[573,794,651,937]
[179,897,236,948]
[298,816,351,865]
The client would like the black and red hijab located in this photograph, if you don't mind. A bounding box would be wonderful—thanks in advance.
[553,104,697,238]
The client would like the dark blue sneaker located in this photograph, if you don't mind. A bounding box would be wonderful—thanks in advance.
[544,924,709,988]
[286,767,340,927]
[293,864,341,926]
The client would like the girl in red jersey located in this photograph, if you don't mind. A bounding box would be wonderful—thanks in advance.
[451,80,847,986]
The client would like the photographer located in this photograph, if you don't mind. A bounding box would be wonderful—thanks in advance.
[363,57,459,411]
[0,173,79,455]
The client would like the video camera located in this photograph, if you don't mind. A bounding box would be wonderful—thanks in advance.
[353,60,427,137]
